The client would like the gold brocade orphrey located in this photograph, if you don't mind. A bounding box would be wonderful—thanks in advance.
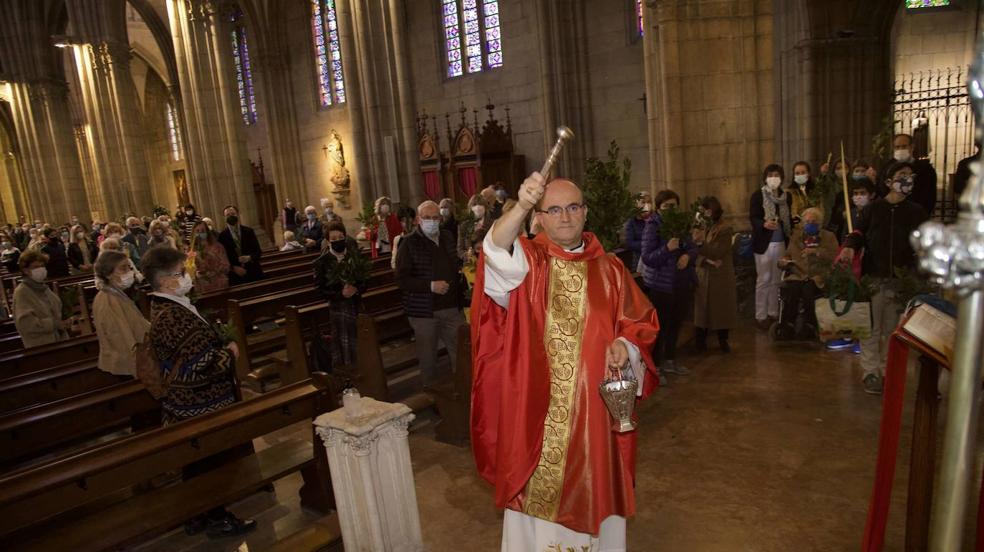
[523,258,587,521]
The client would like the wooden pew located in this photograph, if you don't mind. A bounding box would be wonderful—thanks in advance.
[0,379,159,468]
[0,335,99,380]
[0,360,115,415]
[234,270,397,389]
[0,375,338,552]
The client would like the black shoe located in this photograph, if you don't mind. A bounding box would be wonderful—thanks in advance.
[184,515,208,536]
[205,514,257,539]
[719,340,731,353]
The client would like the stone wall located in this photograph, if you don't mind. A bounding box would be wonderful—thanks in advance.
[891,2,978,77]
[645,0,775,223]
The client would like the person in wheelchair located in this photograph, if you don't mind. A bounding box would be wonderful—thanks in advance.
[775,207,838,341]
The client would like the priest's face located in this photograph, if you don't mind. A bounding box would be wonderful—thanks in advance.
[537,179,587,249]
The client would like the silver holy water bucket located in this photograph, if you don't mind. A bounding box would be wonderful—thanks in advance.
[599,363,638,433]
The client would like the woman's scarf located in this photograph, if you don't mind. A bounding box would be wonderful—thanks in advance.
[22,275,48,294]
[761,185,791,236]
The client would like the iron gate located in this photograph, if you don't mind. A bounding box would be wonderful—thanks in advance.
[892,66,975,222]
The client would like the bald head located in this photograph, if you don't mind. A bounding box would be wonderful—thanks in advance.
[535,179,587,249]
[417,200,439,218]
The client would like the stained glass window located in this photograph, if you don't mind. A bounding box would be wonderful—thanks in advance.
[311,0,346,106]
[230,11,257,125]
[442,0,502,78]
[636,0,644,36]
[906,0,950,7]
[166,102,183,161]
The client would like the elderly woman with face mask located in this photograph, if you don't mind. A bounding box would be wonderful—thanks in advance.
[458,194,493,262]
[775,207,838,341]
[13,250,69,348]
[92,251,150,377]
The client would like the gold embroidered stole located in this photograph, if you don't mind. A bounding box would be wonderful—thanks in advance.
[523,258,588,521]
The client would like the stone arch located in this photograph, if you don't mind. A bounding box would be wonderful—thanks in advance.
[125,0,179,87]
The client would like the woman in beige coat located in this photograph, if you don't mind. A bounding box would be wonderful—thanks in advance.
[92,250,150,377]
[692,196,739,353]
[13,250,69,348]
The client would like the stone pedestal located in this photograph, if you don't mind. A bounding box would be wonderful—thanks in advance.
[314,397,423,552]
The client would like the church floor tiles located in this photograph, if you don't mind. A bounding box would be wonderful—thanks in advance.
[133,325,984,551]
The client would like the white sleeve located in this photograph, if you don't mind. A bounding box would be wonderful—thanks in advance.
[482,224,529,309]
[617,337,646,397]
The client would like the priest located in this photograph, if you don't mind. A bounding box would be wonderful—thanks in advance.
[471,171,660,550]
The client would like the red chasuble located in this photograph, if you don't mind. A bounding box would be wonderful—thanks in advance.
[470,232,660,535]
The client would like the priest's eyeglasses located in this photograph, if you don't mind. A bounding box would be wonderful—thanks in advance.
[536,203,585,217]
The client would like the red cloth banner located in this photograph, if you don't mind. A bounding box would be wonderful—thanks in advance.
[458,166,478,197]
[423,170,441,200]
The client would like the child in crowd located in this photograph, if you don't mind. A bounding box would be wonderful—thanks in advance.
[280,231,303,252]
[839,161,929,395]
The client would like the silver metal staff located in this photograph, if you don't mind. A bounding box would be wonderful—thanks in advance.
[539,126,575,178]
[911,32,984,552]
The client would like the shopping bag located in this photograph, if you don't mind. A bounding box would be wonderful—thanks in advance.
[816,276,872,340]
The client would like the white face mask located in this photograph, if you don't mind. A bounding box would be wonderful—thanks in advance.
[471,206,486,218]
[117,271,135,290]
[29,267,47,282]
[765,176,782,189]
[420,219,440,237]
[185,210,194,216]
[439,207,450,217]
[852,195,870,208]
[174,273,193,297]
[108,233,122,240]
[324,208,333,216]
[793,174,808,185]
[379,204,391,214]
[893,149,912,163]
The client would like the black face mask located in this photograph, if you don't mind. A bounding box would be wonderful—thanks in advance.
[330,239,347,253]
[226,215,239,226]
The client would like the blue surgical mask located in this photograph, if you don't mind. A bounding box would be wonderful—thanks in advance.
[421,220,440,237]
[804,222,820,235]
[307,213,317,221]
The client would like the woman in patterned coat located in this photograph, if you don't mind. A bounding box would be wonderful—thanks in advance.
[139,246,255,539]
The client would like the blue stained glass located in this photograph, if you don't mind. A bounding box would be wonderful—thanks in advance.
[468,56,482,73]
[444,14,457,27]
[466,44,481,57]
[463,8,477,21]
[448,49,460,61]
[465,21,480,37]
[463,0,476,8]
[448,60,462,77]
[488,52,502,65]
[444,4,456,15]
[484,1,498,14]
[448,37,460,50]
[486,27,499,40]
[485,14,498,27]
[446,26,459,38]
[487,39,500,51]
[311,0,345,106]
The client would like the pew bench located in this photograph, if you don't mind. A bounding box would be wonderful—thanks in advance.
[0,359,115,415]
[0,375,337,552]
[0,379,159,468]
[0,334,99,380]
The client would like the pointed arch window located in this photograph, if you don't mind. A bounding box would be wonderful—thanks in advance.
[311,0,347,106]
[166,102,183,161]
[230,10,257,125]
[442,0,502,78]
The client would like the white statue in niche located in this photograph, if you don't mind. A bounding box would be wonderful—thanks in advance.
[327,130,352,209]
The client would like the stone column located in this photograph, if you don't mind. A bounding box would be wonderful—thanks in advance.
[347,0,421,206]
[65,0,155,218]
[0,1,89,223]
[314,398,423,552]
[165,0,257,224]
[252,46,307,208]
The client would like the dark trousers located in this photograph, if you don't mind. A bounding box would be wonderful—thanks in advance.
[779,280,819,331]
[695,328,729,344]
[649,287,691,364]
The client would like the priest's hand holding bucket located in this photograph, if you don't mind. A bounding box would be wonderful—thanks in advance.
[601,341,638,433]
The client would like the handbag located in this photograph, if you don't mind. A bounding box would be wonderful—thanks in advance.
[815,277,872,341]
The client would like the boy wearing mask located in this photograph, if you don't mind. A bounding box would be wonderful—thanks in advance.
[839,161,929,395]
